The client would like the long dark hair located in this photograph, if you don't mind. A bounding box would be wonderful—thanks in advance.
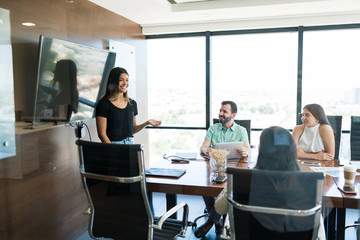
[255,126,299,171]
[51,59,78,113]
[104,67,129,102]
[303,103,330,125]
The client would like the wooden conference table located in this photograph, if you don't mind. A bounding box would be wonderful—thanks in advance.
[146,156,360,240]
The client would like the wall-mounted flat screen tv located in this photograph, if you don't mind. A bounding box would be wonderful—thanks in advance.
[33,35,116,126]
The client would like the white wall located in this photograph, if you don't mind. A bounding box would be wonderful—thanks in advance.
[120,38,150,167]
[142,13,360,35]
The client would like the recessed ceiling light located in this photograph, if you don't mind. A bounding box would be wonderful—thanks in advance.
[22,22,36,27]
[65,0,75,3]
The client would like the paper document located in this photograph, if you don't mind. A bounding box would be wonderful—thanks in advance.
[310,167,343,177]
[175,152,199,159]
[309,167,360,178]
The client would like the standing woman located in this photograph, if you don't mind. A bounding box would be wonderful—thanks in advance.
[292,104,335,160]
[96,67,161,144]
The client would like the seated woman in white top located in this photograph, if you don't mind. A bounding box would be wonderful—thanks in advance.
[292,104,335,160]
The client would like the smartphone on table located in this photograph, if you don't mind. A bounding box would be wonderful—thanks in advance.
[213,175,227,183]
[338,184,357,195]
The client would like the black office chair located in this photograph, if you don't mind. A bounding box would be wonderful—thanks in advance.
[344,116,360,238]
[298,114,342,159]
[76,140,189,240]
[224,167,324,240]
[327,115,342,160]
[351,116,360,160]
[213,118,251,144]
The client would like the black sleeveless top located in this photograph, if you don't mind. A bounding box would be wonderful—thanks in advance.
[95,98,138,141]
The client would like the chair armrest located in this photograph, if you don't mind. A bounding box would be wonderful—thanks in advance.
[228,198,322,216]
[152,202,189,230]
[345,223,360,230]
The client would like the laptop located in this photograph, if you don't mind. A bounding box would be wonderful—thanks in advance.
[214,142,243,159]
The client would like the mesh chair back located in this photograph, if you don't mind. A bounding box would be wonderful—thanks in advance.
[213,119,251,144]
[76,140,152,240]
[226,167,324,240]
[351,116,360,160]
[327,115,342,159]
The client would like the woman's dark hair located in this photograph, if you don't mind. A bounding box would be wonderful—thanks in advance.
[303,103,330,125]
[51,59,78,113]
[104,67,129,102]
[255,126,299,171]
[221,100,237,114]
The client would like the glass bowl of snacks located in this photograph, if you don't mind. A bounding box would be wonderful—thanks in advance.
[209,149,229,181]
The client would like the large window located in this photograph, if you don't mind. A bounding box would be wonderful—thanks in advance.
[148,129,206,163]
[147,37,206,163]
[212,32,298,134]
[302,28,360,159]
[147,37,206,127]
[146,24,360,161]
[302,29,360,130]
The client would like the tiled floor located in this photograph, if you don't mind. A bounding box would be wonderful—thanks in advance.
[156,194,220,240]
[345,209,360,240]
[77,193,360,240]
[77,193,220,240]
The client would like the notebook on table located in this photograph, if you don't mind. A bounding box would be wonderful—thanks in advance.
[145,168,186,178]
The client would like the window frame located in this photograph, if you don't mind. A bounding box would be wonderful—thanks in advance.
[146,23,360,135]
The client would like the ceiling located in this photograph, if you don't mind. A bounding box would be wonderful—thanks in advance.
[89,0,360,35]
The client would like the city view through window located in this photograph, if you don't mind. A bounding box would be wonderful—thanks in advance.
[147,28,360,164]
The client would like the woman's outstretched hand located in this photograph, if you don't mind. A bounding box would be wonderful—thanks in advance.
[148,119,162,126]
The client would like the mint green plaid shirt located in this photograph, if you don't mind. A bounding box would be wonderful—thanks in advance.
[205,122,249,148]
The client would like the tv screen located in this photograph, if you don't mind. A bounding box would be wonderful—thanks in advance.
[33,35,115,126]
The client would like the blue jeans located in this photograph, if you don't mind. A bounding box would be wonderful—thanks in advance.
[112,138,134,144]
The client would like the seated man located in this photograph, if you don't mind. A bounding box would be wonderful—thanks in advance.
[195,100,250,238]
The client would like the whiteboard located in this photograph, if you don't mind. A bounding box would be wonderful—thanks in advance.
[109,40,136,100]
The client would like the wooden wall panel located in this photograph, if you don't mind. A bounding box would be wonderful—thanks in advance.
[0,0,145,239]
[0,133,39,179]
[0,120,100,240]
[0,0,144,116]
